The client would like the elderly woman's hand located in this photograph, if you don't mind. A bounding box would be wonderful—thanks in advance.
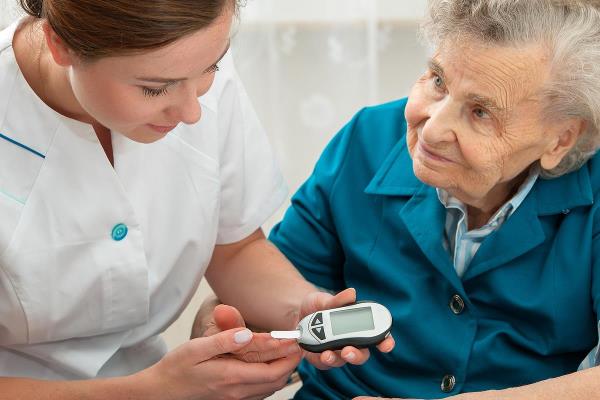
[300,288,396,369]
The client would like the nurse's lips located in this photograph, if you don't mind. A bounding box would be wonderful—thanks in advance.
[147,123,178,133]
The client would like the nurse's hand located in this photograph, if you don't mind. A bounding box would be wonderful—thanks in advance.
[300,288,396,370]
[138,327,302,400]
[193,296,302,363]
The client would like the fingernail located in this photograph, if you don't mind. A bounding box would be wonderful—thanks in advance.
[326,353,336,363]
[345,352,356,361]
[234,329,252,344]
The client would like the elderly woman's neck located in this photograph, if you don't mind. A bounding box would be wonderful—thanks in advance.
[463,169,530,231]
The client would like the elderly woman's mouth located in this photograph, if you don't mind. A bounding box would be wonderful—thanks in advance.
[418,141,454,163]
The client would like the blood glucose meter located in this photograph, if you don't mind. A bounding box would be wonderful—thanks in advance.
[271,301,393,352]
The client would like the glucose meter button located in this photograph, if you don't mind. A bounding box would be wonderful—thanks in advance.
[311,312,323,327]
[312,326,326,340]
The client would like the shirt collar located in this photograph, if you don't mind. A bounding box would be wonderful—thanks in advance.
[437,165,540,224]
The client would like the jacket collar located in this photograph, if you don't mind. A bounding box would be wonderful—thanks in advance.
[364,136,423,197]
[534,165,594,215]
[364,134,594,215]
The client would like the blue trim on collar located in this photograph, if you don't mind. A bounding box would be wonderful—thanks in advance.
[0,132,45,159]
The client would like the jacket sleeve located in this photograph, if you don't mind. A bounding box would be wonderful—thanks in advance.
[269,110,364,292]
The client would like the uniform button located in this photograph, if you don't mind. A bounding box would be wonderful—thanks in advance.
[562,209,570,215]
[449,294,465,315]
[111,223,128,241]
[441,374,456,392]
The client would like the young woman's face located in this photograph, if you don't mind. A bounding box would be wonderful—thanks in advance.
[67,8,232,143]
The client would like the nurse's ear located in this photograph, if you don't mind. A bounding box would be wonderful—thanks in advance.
[42,21,77,67]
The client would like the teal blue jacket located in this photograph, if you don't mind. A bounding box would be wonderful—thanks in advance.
[269,98,600,399]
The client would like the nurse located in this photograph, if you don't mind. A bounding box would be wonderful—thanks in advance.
[0,0,393,398]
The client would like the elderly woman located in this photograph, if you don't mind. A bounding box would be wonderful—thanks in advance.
[264,0,600,399]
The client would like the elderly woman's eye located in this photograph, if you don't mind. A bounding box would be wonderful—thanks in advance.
[433,75,444,88]
[473,107,490,119]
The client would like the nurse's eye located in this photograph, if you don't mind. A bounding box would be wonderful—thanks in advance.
[142,86,169,97]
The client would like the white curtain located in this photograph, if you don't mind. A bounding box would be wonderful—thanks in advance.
[232,0,429,228]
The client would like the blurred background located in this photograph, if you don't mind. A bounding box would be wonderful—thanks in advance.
[0,0,429,397]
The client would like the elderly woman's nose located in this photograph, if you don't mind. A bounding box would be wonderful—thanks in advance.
[421,103,456,144]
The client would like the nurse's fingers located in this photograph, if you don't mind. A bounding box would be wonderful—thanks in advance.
[188,328,254,362]
[376,335,395,353]
[218,349,302,385]
[232,335,302,363]
[222,372,296,400]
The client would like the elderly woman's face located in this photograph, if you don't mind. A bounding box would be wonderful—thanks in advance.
[405,41,571,207]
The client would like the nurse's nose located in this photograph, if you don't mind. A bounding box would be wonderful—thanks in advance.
[169,89,202,125]
[421,99,457,145]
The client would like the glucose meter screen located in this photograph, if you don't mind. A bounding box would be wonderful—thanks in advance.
[330,307,375,335]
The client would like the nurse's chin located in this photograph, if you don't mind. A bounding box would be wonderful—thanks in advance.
[118,128,170,144]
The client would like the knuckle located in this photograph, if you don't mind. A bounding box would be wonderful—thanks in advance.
[241,351,262,363]
[213,335,229,355]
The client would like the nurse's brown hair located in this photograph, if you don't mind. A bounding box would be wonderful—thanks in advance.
[19,0,238,60]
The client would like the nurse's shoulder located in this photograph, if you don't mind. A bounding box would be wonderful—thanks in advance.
[0,21,60,255]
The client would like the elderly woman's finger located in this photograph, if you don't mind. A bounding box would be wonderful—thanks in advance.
[325,287,357,308]
[319,350,347,368]
[340,346,370,365]
[300,288,357,319]
[304,350,332,370]
[376,336,395,353]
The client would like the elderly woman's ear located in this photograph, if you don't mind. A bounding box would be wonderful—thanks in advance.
[540,118,587,171]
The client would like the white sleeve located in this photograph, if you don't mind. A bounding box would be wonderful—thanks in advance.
[213,52,288,244]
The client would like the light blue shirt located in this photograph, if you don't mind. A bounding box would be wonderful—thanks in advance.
[437,167,540,278]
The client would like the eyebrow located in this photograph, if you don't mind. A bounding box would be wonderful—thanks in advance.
[427,58,507,116]
[136,41,231,84]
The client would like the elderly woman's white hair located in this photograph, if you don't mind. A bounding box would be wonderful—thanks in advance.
[422,0,600,177]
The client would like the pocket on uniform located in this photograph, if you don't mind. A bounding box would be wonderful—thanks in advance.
[2,235,149,345]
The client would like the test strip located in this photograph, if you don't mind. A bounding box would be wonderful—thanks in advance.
[270,330,301,339]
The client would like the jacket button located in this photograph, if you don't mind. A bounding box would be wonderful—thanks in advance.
[111,223,128,241]
[441,374,456,392]
[449,294,465,315]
